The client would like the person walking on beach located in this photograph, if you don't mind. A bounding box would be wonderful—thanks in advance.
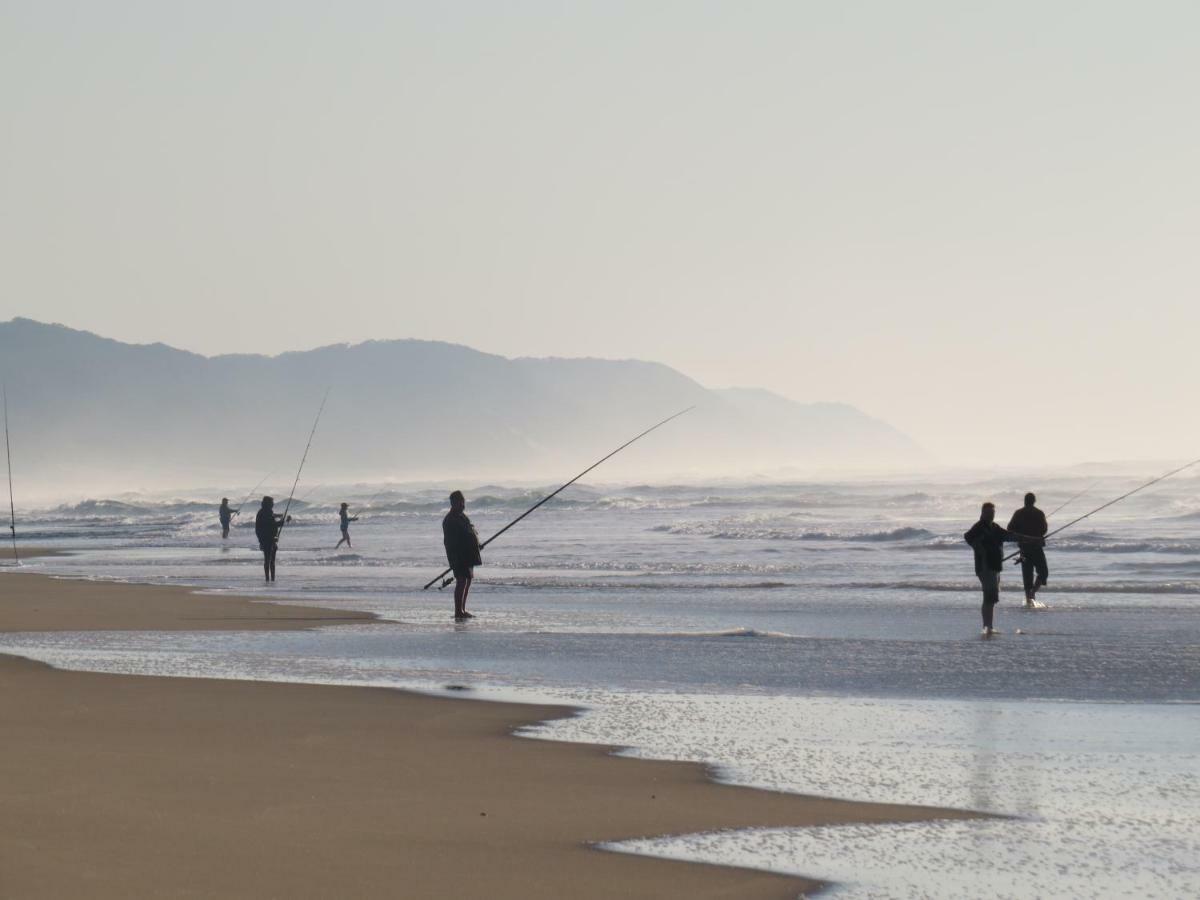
[964,502,1022,635]
[1008,492,1049,607]
[334,502,358,550]
[218,497,237,539]
[255,496,287,582]
[442,490,482,621]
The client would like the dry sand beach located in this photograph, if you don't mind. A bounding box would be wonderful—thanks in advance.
[0,549,982,899]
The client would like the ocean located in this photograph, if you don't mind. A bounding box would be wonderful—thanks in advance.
[2,473,1198,897]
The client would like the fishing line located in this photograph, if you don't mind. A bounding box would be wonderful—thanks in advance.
[234,470,274,515]
[1047,480,1099,518]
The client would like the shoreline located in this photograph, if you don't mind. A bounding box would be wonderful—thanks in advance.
[1,547,985,898]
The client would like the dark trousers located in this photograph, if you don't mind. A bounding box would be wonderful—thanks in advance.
[1019,545,1048,598]
[978,569,1000,627]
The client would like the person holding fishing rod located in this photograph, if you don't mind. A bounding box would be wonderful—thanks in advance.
[966,458,1200,635]
[965,502,1040,636]
[442,491,482,620]
[254,496,290,582]
[424,409,694,620]
[1007,492,1048,607]
[335,502,359,550]
[218,498,238,539]
[223,472,273,543]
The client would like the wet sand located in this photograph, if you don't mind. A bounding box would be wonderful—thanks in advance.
[0,549,983,898]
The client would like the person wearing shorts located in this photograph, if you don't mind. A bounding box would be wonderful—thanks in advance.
[442,490,482,621]
[964,502,1021,635]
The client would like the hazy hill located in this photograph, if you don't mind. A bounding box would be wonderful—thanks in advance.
[0,318,927,491]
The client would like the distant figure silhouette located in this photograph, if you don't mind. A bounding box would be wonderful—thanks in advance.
[442,490,482,621]
[964,502,1022,635]
[219,497,237,539]
[1008,492,1049,606]
[254,496,288,582]
[334,502,358,550]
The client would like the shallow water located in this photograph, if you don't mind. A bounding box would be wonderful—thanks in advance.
[4,474,1198,896]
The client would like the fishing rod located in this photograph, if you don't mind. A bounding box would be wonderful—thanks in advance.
[234,470,274,515]
[1004,457,1200,562]
[276,390,330,545]
[3,387,16,565]
[423,406,695,590]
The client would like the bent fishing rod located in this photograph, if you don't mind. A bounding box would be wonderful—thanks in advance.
[276,390,330,545]
[1004,457,1200,562]
[3,387,16,565]
[423,406,695,590]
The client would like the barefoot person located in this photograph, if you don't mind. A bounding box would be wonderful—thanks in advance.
[964,502,1022,635]
[1008,492,1049,607]
[442,490,481,621]
[254,496,287,583]
[334,502,358,550]
[218,497,237,539]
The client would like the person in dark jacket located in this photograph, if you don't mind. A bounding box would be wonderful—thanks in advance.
[219,498,237,539]
[1008,492,1049,606]
[442,490,482,620]
[964,502,1023,635]
[254,496,288,582]
[334,502,358,550]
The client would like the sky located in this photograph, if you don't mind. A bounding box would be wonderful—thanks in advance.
[2,1,1198,466]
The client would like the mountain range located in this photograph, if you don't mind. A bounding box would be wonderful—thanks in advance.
[0,318,927,492]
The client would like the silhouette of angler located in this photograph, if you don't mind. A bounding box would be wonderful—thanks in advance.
[335,502,358,550]
[964,502,1021,635]
[1008,492,1049,605]
[442,490,482,620]
[219,497,237,539]
[254,496,286,582]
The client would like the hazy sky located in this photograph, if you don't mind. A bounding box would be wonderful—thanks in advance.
[2,1,1197,465]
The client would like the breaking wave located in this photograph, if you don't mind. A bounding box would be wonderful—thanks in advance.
[652,523,936,543]
[841,580,1200,595]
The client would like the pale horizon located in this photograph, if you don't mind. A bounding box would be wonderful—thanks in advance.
[3,2,1198,466]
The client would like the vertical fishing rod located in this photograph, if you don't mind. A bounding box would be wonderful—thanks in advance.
[1004,457,1200,562]
[276,390,330,545]
[3,387,16,565]
[423,406,695,590]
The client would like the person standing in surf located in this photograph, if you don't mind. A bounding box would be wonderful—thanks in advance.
[1008,492,1049,607]
[334,502,358,550]
[442,490,482,621]
[219,497,237,539]
[964,502,1022,635]
[255,496,287,582]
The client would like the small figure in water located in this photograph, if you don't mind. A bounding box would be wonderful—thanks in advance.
[254,496,289,582]
[1008,492,1049,607]
[964,502,1022,635]
[442,490,482,621]
[219,497,237,539]
[335,502,358,549]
